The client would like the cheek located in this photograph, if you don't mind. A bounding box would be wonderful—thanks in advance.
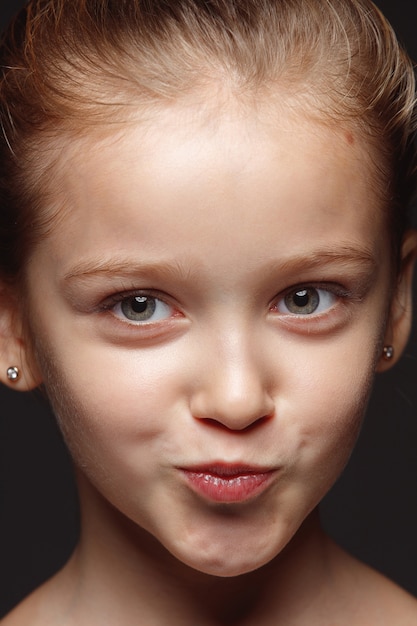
[282,337,378,484]
[35,342,184,475]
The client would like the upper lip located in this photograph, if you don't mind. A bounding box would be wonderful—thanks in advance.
[180,463,275,476]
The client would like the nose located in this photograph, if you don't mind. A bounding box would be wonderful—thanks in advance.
[189,331,275,431]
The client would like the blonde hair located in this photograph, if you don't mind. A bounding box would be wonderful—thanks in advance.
[0,0,416,280]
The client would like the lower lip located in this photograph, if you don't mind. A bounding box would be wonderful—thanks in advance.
[181,469,275,503]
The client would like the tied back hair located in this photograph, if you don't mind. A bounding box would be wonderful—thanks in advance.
[0,0,416,282]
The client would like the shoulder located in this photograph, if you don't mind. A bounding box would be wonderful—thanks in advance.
[0,582,63,626]
[326,540,417,625]
[1,593,44,626]
[355,565,417,624]
[1,559,77,626]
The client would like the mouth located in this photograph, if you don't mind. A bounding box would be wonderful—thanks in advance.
[179,463,276,504]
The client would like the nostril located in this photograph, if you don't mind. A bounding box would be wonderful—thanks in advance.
[189,370,276,431]
[195,413,273,432]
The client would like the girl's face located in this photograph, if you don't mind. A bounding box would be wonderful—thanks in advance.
[21,99,409,576]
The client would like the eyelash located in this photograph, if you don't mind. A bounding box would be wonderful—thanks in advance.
[100,290,178,326]
[272,283,352,317]
[98,282,352,330]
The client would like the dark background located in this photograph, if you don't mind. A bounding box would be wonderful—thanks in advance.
[1,0,417,618]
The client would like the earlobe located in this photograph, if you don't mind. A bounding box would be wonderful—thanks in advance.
[0,288,42,391]
[381,345,394,362]
[377,229,417,372]
[2,362,41,391]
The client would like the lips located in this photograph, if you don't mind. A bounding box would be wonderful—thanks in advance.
[180,464,276,503]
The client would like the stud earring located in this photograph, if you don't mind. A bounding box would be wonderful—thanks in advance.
[7,366,20,381]
[382,345,394,361]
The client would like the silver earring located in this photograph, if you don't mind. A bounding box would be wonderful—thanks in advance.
[7,366,20,381]
[382,345,394,361]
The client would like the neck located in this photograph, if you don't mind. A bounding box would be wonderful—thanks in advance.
[60,475,337,625]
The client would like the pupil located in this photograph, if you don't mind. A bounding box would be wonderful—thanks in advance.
[293,289,309,307]
[121,296,156,321]
[132,296,148,313]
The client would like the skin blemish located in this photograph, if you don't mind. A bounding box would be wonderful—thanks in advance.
[345,131,355,146]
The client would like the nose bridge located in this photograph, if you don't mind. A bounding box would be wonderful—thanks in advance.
[190,323,275,430]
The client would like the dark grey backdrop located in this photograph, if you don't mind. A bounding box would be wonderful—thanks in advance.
[1,0,417,618]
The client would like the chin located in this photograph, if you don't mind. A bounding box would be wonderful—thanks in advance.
[168,537,279,578]
[198,560,269,578]
[180,555,270,578]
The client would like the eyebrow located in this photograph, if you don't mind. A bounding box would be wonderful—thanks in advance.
[278,245,377,274]
[63,258,199,283]
[63,245,377,283]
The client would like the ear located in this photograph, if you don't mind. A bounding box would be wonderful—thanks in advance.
[0,286,42,391]
[376,229,417,372]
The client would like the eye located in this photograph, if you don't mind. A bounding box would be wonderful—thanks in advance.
[113,295,172,324]
[275,287,337,316]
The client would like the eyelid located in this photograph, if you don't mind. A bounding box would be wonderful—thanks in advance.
[116,296,171,325]
[271,282,355,315]
[100,288,170,309]
[266,281,366,337]
[91,289,188,346]
[98,289,181,323]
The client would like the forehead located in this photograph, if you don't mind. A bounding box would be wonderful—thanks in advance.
[34,96,387,276]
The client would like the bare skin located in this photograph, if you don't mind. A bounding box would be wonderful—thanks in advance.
[2,96,417,624]
[3,508,417,625]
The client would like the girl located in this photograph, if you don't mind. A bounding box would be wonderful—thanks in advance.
[1,0,417,623]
